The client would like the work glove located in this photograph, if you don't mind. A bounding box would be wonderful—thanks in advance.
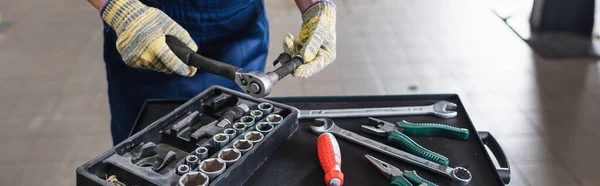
[101,0,198,76]
[283,0,337,78]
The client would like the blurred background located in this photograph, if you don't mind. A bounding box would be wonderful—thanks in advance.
[1,0,600,185]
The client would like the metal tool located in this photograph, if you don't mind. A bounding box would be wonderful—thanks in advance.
[199,158,226,180]
[223,128,237,141]
[255,122,274,135]
[239,116,255,127]
[250,110,264,120]
[317,133,344,186]
[233,139,253,154]
[244,131,264,144]
[266,114,283,125]
[176,164,191,176]
[218,148,242,166]
[361,118,470,165]
[185,155,199,169]
[309,118,472,185]
[167,36,304,98]
[299,101,458,119]
[365,154,436,186]
[213,133,229,150]
[178,171,209,186]
[194,147,209,161]
[216,104,249,128]
[258,103,274,115]
[233,122,247,134]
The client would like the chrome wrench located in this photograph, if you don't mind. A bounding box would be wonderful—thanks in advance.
[299,101,458,119]
[310,118,472,185]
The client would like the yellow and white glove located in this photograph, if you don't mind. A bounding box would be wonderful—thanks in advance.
[284,0,337,78]
[101,0,198,76]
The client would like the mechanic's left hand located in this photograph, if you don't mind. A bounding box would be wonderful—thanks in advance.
[283,0,336,78]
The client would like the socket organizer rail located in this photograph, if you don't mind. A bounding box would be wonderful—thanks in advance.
[76,86,299,186]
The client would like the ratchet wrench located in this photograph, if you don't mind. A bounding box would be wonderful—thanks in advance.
[309,118,472,185]
[299,101,458,119]
[166,36,303,98]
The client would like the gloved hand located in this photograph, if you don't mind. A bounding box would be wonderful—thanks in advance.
[101,0,198,76]
[283,0,337,78]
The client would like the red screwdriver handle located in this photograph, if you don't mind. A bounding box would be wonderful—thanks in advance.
[317,133,344,186]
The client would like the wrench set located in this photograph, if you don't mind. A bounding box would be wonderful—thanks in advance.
[76,86,299,186]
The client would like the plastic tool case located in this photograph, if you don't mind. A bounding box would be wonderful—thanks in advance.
[76,86,299,186]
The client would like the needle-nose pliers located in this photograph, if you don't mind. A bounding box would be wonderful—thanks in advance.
[361,117,470,166]
[365,154,437,186]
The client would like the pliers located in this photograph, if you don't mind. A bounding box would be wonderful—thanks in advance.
[361,117,470,166]
[365,154,437,186]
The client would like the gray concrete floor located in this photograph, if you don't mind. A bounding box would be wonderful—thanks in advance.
[1,0,600,185]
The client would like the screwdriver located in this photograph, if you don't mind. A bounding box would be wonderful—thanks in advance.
[317,133,344,186]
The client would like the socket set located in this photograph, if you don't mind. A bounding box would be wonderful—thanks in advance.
[76,86,299,186]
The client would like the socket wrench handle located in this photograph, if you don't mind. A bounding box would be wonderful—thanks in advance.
[166,36,241,81]
[317,133,344,186]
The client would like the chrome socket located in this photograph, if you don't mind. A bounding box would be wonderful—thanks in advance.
[233,122,246,134]
[178,171,209,186]
[194,147,209,161]
[258,103,273,115]
[213,133,229,150]
[244,131,264,145]
[255,122,274,135]
[176,164,191,176]
[250,110,264,120]
[199,158,226,180]
[232,139,253,154]
[239,116,255,128]
[223,128,237,140]
[217,148,241,166]
[185,155,199,169]
[266,114,283,125]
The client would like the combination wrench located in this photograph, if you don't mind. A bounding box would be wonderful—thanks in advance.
[299,101,458,119]
[310,118,472,185]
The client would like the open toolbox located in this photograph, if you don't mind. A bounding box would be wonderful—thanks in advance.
[76,86,299,186]
[77,86,511,186]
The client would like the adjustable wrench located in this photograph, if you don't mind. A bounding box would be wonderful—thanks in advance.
[166,36,303,98]
[299,101,458,119]
[310,118,472,185]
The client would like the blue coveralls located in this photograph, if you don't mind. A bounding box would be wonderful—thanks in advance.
[103,0,269,145]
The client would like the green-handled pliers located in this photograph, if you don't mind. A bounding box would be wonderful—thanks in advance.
[361,117,470,166]
[365,154,437,186]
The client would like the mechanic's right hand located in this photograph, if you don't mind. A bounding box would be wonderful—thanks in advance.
[101,0,198,76]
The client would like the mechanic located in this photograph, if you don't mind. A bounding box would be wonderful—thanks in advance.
[87,0,337,145]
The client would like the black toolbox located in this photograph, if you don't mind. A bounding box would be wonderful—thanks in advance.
[77,86,511,186]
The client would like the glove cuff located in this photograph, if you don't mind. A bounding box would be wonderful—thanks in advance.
[302,0,336,14]
[101,0,149,32]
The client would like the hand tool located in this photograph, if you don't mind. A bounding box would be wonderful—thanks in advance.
[239,116,255,126]
[194,147,209,161]
[233,122,247,134]
[176,164,191,176]
[298,101,458,119]
[250,110,264,120]
[365,154,436,186]
[309,118,472,185]
[216,104,249,128]
[258,103,274,115]
[167,36,304,98]
[213,133,230,150]
[255,122,274,135]
[361,118,470,165]
[317,133,344,186]
[178,171,209,186]
[223,128,237,141]
[199,158,226,180]
[233,139,253,154]
[266,114,284,125]
[218,148,242,166]
[244,131,264,144]
[185,155,199,169]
